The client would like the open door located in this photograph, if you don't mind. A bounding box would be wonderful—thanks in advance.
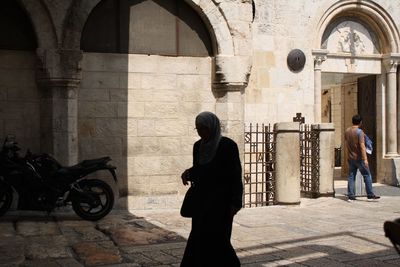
[357,75,376,181]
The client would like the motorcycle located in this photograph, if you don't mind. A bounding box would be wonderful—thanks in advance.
[0,135,117,221]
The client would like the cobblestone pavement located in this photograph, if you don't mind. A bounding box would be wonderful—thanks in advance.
[1,181,400,266]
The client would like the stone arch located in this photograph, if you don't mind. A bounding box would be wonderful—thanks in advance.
[312,0,400,183]
[182,0,234,56]
[62,0,101,50]
[63,0,234,56]
[63,0,247,89]
[315,0,400,53]
[17,0,58,49]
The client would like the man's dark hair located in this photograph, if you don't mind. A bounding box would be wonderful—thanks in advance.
[352,114,362,125]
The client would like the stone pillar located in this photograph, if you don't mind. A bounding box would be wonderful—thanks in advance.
[39,81,79,166]
[313,123,335,196]
[36,49,82,166]
[383,57,399,157]
[213,55,250,156]
[312,50,327,123]
[214,88,244,154]
[274,122,300,204]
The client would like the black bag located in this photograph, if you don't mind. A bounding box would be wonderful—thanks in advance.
[180,184,195,218]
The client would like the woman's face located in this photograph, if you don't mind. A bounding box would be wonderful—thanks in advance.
[195,123,211,142]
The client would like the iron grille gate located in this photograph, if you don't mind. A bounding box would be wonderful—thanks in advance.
[300,124,320,197]
[243,124,276,207]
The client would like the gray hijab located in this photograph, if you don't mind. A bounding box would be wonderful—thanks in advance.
[196,111,222,165]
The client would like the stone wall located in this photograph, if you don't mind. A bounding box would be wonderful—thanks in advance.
[0,50,40,152]
[79,53,214,200]
[246,0,320,124]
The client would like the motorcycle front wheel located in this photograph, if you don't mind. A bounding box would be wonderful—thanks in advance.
[71,179,114,221]
[0,186,13,216]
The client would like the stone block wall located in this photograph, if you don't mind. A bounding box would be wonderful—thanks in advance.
[0,50,40,153]
[79,53,214,199]
[245,0,322,124]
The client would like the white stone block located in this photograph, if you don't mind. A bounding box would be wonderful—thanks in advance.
[154,119,188,137]
[141,74,177,90]
[144,102,179,118]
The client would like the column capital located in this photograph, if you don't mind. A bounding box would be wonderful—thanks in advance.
[212,55,251,92]
[383,53,400,73]
[312,49,328,70]
[37,78,81,89]
[36,48,83,83]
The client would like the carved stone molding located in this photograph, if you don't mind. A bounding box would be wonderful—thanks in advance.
[383,54,400,73]
[312,49,328,70]
[213,55,251,92]
[36,48,83,86]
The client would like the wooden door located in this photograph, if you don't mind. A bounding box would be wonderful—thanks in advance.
[357,75,376,181]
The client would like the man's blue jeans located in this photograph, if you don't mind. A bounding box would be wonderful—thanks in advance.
[347,159,374,198]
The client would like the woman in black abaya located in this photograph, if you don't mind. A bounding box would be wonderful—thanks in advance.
[180,111,243,267]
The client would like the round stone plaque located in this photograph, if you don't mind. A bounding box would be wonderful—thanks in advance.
[287,49,306,72]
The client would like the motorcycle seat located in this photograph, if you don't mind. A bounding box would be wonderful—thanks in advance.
[81,157,111,167]
[56,164,86,176]
[55,157,111,177]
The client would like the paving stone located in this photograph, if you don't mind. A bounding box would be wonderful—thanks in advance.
[119,242,186,254]
[346,258,399,266]
[25,235,72,259]
[0,221,16,236]
[72,241,122,266]
[60,225,110,243]
[0,236,25,266]
[20,258,83,267]
[17,221,60,236]
[140,250,180,265]
[122,252,158,267]
[100,264,140,267]
[299,257,351,267]
[100,224,185,246]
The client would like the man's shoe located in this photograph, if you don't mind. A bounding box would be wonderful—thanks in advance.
[367,195,380,200]
[348,197,356,202]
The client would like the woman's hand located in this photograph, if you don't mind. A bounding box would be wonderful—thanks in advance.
[181,169,190,185]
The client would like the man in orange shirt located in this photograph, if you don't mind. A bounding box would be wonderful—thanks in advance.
[344,114,380,201]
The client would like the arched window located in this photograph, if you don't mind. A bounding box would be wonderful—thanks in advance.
[82,0,213,57]
[0,0,37,50]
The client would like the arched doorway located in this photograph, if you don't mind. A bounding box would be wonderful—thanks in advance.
[313,1,400,184]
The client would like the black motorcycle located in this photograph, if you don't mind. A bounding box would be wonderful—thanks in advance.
[0,135,117,221]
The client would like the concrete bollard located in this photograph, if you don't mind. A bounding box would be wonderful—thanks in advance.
[312,123,335,196]
[274,122,300,204]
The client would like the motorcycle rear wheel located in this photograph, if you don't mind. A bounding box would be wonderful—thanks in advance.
[0,187,13,216]
[71,179,114,221]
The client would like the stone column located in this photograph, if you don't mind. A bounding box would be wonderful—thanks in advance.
[383,57,399,157]
[36,49,82,166]
[313,123,335,196]
[312,50,327,123]
[214,88,244,155]
[39,80,79,166]
[213,55,250,155]
[274,122,300,204]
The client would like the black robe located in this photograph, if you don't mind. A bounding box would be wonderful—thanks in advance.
[181,137,243,267]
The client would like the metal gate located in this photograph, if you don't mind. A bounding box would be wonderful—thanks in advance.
[300,124,320,197]
[243,124,276,207]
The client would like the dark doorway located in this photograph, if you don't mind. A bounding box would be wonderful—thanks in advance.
[357,75,376,181]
